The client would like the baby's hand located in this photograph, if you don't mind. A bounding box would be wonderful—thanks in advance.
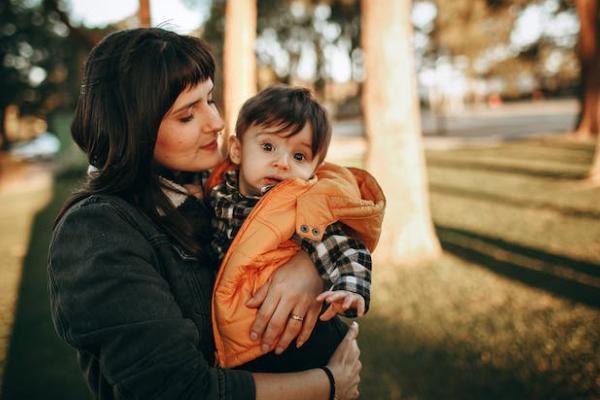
[316,290,366,321]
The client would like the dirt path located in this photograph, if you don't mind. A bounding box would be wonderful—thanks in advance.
[0,154,53,387]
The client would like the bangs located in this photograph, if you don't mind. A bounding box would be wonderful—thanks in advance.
[164,35,215,99]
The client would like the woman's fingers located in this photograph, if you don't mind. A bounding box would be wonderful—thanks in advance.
[274,302,309,354]
[347,321,359,340]
[296,301,320,348]
[245,279,270,309]
[249,285,280,342]
[260,296,294,353]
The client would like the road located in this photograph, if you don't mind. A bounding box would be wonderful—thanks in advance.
[329,98,580,157]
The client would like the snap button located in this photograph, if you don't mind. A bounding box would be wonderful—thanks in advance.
[300,225,309,233]
[312,228,320,236]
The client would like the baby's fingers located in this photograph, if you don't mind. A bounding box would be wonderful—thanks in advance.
[324,291,350,304]
[316,291,335,302]
[343,295,355,310]
[319,304,339,321]
[356,297,365,317]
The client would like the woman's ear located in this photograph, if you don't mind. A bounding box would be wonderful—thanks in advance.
[229,136,242,165]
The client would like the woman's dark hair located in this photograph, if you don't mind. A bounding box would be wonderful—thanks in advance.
[235,86,331,163]
[57,28,216,253]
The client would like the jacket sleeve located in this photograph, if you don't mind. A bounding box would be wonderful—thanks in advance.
[294,222,372,317]
[48,199,255,400]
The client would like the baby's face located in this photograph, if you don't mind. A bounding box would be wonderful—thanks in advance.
[231,123,321,197]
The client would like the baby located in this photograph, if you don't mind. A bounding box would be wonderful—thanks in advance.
[203,86,384,371]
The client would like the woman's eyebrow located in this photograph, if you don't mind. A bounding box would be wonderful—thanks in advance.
[171,89,214,115]
[172,99,200,115]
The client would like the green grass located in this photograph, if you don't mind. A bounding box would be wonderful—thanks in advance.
[1,136,599,399]
[359,136,600,399]
[1,170,91,400]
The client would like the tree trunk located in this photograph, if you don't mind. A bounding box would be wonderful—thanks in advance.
[590,136,600,183]
[575,0,600,137]
[139,0,151,28]
[361,0,441,265]
[0,105,8,151]
[224,0,257,140]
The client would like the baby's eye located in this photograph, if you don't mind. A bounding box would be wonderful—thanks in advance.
[262,143,274,152]
[293,152,306,161]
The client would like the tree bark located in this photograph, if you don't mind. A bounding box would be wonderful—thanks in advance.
[361,0,441,265]
[0,105,8,151]
[575,0,600,137]
[590,136,600,182]
[139,0,151,28]
[224,0,257,140]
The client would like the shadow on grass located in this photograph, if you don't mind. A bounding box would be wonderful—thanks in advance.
[536,139,596,152]
[430,184,600,220]
[426,158,587,180]
[432,148,594,166]
[1,170,91,400]
[359,314,589,400]
[436,225,600,308]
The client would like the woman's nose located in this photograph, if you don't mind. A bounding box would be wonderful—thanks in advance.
[203,107,225,134]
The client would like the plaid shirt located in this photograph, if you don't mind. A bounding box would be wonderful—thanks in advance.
[207,169,372,317]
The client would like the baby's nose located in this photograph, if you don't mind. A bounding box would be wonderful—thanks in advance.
[273,154,290,170]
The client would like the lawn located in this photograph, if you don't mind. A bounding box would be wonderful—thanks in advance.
[360,136,599,399]
[1,135,598,399]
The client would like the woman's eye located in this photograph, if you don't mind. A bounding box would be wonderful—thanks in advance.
[293,152,306,161]
[180,114,194,123]
[262,143,274,152]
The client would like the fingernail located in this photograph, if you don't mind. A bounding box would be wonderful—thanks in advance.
[261,344,270,353]
[275,347,283,355]
[296,340,304,348]
[250,332,258,341]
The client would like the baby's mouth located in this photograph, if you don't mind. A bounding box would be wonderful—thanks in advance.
[260,176,284,194]
[263,176,284,185]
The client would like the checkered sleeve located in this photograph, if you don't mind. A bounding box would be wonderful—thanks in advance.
[294,222,372,317]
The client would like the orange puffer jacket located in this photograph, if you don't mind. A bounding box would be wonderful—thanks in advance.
[210,162,386,368]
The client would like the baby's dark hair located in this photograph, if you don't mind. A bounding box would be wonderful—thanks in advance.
[235,86,332,162]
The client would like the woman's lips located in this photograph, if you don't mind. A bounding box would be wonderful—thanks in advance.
[199,140,217,151]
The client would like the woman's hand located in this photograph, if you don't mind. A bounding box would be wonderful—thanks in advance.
[246,251,324,354]
[326,322,361,400]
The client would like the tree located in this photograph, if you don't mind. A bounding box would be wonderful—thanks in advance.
[574,0,599,137]
[139,0,151,27]
[223,0,257,138]
[0,0,95,150]
[361,0,441,265]
[255,0,360,96]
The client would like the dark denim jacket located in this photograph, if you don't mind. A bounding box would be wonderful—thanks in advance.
[48,195,255,400]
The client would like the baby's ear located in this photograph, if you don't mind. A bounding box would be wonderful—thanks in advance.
[229,135,242,165]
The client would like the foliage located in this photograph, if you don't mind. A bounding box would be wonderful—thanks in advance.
[429,0,580,97]
[0,0,94,143]
[255,0,360,91]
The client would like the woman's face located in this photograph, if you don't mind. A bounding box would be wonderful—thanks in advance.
[154,79,224,172]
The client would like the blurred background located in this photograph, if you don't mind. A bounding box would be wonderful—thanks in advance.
[0,0,598,398]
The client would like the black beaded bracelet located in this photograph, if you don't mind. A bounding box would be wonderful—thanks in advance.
[319,366,336,400]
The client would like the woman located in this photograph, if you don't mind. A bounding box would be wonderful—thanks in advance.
[48,28,361,399]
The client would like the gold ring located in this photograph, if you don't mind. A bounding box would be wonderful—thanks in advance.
[289,314,304,322]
